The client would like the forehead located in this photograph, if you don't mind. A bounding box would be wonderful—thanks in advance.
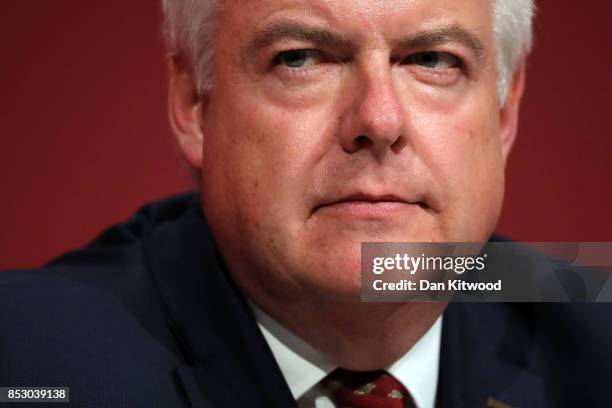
[221,0,494,43]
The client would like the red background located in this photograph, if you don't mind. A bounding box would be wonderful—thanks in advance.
[1,1,610,269]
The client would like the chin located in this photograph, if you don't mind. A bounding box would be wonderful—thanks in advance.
[289,248,362,300]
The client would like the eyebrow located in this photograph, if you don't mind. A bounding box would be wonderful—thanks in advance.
[246,21,356,53]
[246,21,486,62]
[392,25,486,63]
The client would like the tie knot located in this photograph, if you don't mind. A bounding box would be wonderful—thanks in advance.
[322,369,412,408]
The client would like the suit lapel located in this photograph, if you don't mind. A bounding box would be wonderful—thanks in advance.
[438,302,549,407]
[146,198,295,407]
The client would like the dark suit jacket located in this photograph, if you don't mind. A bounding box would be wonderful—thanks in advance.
[1,193,610,407]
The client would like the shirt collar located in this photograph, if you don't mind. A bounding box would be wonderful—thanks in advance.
[387,315,442,408]
[252,304,442,408]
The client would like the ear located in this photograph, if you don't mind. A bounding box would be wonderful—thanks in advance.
[168,56,206,169]
[499,58,527,164]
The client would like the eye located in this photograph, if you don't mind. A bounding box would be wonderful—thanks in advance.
[406,51,461,70]
[272,49,322,69]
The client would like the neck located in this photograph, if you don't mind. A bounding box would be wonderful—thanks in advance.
[245,285,446,370]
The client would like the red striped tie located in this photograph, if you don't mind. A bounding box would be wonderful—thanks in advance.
[322,369,415,408]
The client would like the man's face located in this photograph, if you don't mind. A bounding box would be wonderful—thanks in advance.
[195,0,514,298]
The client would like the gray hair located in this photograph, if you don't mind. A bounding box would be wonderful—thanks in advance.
[162,0,534,105]
[493,0,535,104]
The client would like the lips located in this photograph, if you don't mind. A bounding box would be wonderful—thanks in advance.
[313,192,427,216]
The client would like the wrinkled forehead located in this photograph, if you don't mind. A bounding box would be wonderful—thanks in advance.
[220,0,494,46]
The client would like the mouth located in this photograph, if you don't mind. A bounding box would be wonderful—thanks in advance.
[313,193,428,217]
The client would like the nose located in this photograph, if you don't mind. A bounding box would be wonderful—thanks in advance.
[338,57,406,157]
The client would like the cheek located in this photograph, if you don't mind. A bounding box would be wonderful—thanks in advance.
[199,84,347,290]
[200,85,333,232]
[411,99,504,240]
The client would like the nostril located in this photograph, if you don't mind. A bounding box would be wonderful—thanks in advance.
[354,135,372,148]
[390,135,406,153]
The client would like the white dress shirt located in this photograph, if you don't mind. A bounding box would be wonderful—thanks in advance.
[251,305,442,408]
